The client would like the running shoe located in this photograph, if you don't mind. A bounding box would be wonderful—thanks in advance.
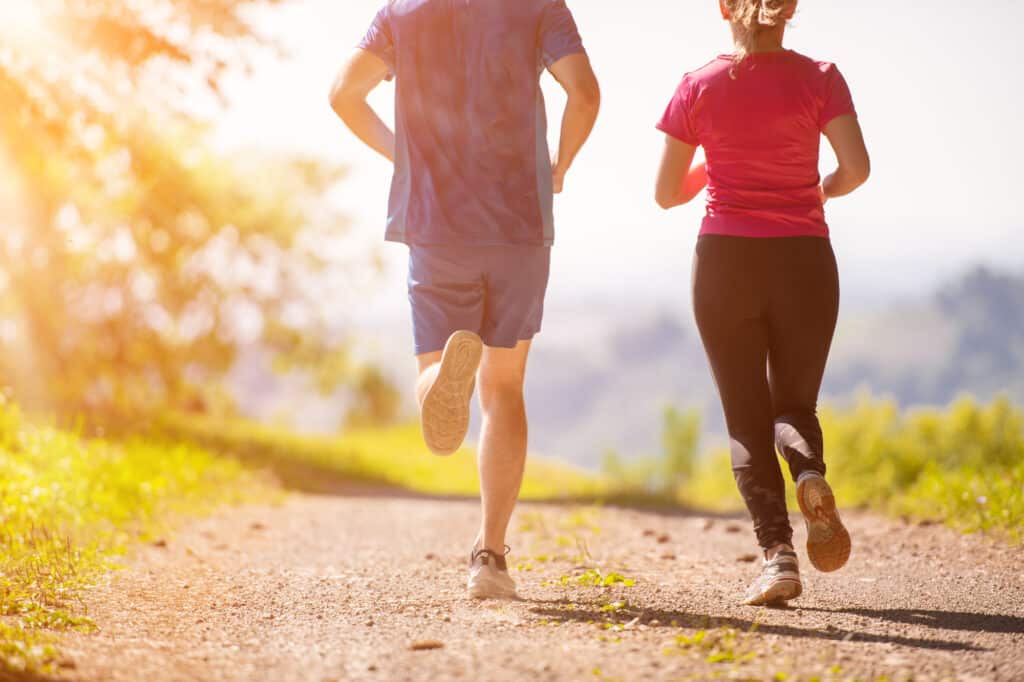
[467,546,517,600]
[420,330,483,456]
[742,548,802,606]
[796,472,851,572]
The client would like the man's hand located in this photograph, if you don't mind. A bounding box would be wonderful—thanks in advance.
[547,53,600,194]
[552,158,566,194]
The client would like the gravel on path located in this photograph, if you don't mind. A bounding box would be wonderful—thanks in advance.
[59,495,1024,682]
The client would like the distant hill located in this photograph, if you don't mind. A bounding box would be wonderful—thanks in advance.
[228,265,1024,470]
[519,265,1024,467]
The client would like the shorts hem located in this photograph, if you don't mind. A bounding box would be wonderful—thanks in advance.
[413,329,541,356]
[387,234,553,248]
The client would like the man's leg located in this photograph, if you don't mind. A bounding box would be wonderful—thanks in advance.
[473,340,531,553]
[414,331,484,456]
[415,351,442,406]
[408,245,485,455]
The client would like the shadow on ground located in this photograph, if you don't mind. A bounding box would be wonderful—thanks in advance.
[526,599,993,652]
[800,606,1024,635]
[0,670,62,682]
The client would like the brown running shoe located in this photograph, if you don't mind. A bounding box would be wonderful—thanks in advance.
[796,472,851,572]
[420,330,483,456]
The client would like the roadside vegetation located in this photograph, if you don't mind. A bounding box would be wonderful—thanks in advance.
[0,403,605,674]
[606,395,1024,542]
[0,401,268,674]
[158,412,607,501]
[4,392,1019,673]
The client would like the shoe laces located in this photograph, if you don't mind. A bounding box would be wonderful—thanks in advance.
[471,545,511,571]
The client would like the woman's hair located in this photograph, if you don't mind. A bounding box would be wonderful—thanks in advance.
[723,0,795,66]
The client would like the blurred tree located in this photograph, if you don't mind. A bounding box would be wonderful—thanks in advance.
[0,1,376,418]
[344,367,403,429]
[660,406,700,489]
[600,408,701,499]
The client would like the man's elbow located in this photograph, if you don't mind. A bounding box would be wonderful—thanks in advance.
[567,77,601,113]
[328,85,357,118]
[579,80,602,112]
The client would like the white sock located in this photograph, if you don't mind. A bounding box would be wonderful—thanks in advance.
[796,470,824,485]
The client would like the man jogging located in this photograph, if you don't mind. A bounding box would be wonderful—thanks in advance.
[328,0,599,599]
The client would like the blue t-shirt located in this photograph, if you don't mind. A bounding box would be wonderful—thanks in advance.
[358,0,585,247]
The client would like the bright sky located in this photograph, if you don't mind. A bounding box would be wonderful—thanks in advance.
[217,0,1024,310]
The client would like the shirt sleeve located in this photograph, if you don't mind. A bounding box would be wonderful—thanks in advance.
[819,64,856,129]
[539,0,586,68]
[357,6,396,80]
[656,76,700,146]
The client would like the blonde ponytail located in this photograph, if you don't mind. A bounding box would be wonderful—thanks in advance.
[724,0,794,73]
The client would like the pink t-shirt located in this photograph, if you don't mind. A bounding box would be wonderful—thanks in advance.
[657,50,856,238]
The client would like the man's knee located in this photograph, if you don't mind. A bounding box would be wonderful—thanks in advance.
[477,374,525,413]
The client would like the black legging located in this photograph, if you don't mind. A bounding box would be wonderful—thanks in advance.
[692,235,839,550]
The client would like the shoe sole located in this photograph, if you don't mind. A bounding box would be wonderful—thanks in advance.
[743,576,803,606]
[421,330,483,456]
[797,476,851,573]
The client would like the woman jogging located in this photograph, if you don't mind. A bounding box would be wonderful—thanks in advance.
[654,0,870,605]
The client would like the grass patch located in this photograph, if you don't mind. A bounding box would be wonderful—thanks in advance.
[675,396,1024,541]
[666,626,760,665]
[159,413,607,501]
[0,402,264,674]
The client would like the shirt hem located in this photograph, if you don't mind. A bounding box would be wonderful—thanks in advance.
[699,219,829,240]
[386,233,554,248]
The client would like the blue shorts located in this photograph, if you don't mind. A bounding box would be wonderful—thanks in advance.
[408,245,551,355]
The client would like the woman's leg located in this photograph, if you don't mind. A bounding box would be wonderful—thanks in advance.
[765,239,840,481]
[765,238,850,573]
[693,236,793,551]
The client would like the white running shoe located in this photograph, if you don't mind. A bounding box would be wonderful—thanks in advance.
[467,547,517,600]
[796,472,851,573]
[420,330,483,456]
[742,548,803,606]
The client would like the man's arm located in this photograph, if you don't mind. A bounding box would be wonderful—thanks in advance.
[655,136,707,209]
[328,49,395,163]
[547,53,600,194]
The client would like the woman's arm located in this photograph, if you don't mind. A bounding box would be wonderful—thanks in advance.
[655,136,707,210]
[821,114,870,200]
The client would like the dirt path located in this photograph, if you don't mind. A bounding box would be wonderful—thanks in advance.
[56,494,1023,682]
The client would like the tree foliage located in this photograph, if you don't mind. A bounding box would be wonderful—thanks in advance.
[0,1,365,416]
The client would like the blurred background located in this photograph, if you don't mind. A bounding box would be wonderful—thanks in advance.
[1,0,1022,469]
[4,2,1022,672]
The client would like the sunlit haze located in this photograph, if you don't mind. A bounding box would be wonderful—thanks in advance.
[219,0,1023,310]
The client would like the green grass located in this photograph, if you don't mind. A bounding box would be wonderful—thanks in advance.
[0,401,265,674]
[158,413,608,501]
[677,396,1024,542]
